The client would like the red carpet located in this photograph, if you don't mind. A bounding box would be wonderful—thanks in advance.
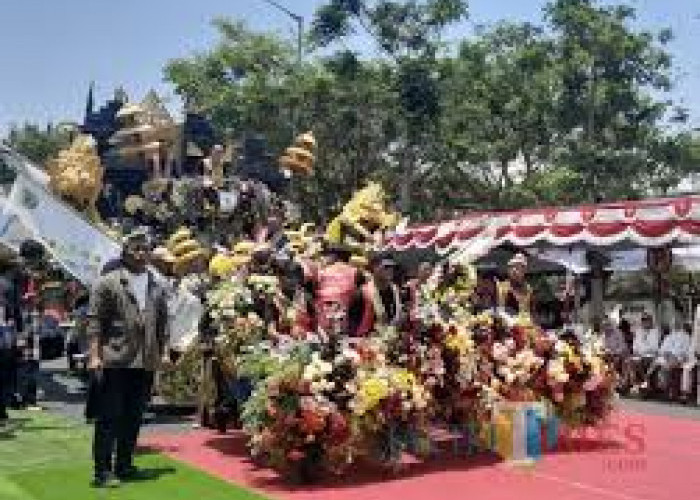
[141,410,700,500]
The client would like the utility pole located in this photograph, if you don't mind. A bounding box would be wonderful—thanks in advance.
[260,0,305,209]
[260,0,304,141]
[587,59,597,202]
[261,0,303,67]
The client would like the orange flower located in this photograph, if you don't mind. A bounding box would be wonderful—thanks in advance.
[299,409,326,434]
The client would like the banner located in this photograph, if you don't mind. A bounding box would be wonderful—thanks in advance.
[167,291,204,350]
[7,173,121,285]
[0,198,35,251]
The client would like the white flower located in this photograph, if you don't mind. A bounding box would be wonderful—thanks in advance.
[498,365,515,384]
[492,342,509,361]
[554,340,568,354]
[338,348,361,364]
[547,359,569,384]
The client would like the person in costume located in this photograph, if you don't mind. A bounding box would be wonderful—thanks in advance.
[496,253,534,319]
[314,243,372,338]
[365,253,403,329]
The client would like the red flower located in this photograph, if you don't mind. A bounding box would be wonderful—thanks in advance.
[328,411,350,444]
[287,449,305,461]
[428,324,445,342]
[297,380,312,394]
[510,326,528,349]
[532,335,554,356]
[357,344,376,363]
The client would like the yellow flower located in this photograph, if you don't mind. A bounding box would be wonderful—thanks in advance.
[361,377,389,403]
[445,328,474,355]
[390,369,415,392]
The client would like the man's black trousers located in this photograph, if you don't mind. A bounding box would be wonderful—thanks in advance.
[0,348,12,418]
[91,368,150,477]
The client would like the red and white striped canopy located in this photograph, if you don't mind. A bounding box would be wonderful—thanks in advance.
[386,197,700,254]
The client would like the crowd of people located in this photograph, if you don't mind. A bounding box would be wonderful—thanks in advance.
[602,312,699,403]
[0,240,86,421]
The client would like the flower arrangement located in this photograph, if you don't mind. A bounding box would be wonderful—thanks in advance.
[531,331,615,426]
[240,338,431,480]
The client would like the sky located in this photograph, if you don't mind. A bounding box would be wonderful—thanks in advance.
[1,0,699,135]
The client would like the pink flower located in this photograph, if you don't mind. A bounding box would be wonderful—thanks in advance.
[287,449,305,461]
[583,374,602,391]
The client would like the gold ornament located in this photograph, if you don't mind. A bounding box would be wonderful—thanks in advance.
[46,134,104,222]
[278,131,315,175]
[325,182,399,254]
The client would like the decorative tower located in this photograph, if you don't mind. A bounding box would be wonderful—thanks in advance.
[109,90,179,179]
[84,81,94,123]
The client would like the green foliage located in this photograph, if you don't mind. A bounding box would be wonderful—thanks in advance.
[5,123,73,167]
[165,18,298,149]
[543,0,678,201]
[164,0,697,222]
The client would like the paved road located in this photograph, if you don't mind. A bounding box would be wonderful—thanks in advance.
[36,357,197,434]
[35,358,700,430]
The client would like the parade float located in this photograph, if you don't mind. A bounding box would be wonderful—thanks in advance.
[0,126,616,483]
[148,154,615,480]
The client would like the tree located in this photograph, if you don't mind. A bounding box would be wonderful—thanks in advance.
[165,18,298,150]
[310,0,468,213]
[435,22,559,207]
[164,2,697,222]
[433,0,694,209]
[5,123,74,166]
[545,0,681,201]
[293,52,399,220]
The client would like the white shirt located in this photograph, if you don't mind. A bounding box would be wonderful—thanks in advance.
[127,271,149,311]
[658,331,691,360]
[604,327,629,356]
[633,328,660,357]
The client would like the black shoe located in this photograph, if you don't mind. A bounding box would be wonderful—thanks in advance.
[91,474,121,488]
[116,465,150,481]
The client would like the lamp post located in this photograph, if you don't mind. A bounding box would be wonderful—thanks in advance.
[260,0,303,66]
[260,0,304,205]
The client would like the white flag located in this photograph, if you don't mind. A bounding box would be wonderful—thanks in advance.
[7,173,121,285]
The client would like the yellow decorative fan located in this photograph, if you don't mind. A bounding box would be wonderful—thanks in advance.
[278,131,316,175]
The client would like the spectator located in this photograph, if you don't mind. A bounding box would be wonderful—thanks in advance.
[602,319,631,392]
[87,230,170,488]
[680,313,700,404]
[0,320,11,422]
[603,319,629,357]
[367,253,402,328]
[644,323,690,400]
[619,319,635,354]
[629,312,660,394]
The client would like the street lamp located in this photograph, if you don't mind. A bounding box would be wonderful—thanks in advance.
[260,0,303,66]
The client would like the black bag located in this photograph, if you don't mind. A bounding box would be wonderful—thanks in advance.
[84,370,103,422]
